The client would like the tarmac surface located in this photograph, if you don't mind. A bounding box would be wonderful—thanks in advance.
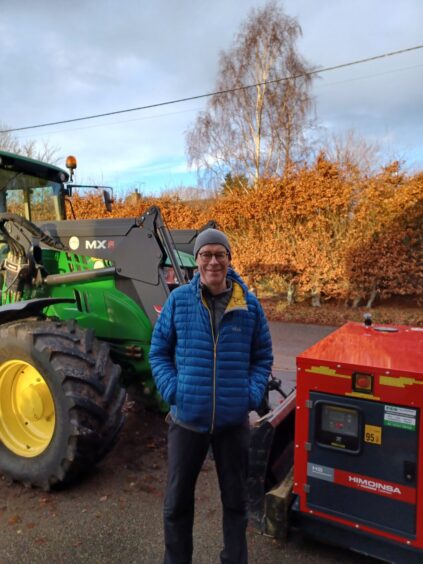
[0,322,373,564]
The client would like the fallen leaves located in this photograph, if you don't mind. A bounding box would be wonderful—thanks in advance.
[8,514,22,526]
[34,537,47,545]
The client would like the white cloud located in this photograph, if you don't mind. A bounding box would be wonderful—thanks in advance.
[1,0,422,192]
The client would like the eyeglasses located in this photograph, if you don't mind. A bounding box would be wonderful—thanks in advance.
[198,251,229,262]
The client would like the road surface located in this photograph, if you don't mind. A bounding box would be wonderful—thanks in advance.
[0,323,373,564]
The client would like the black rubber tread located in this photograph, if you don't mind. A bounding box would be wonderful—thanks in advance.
[0,319,126,489]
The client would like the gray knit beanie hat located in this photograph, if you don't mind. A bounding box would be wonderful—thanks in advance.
[193,228,231,258]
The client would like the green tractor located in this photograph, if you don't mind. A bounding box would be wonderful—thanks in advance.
[0,150,209,489]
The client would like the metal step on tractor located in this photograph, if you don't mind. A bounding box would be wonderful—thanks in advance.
[0,150,214,489]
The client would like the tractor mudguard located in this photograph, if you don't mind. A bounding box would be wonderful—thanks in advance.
[0,297,75,325]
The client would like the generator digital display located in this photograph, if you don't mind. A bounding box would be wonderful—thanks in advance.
[315,402,362,452]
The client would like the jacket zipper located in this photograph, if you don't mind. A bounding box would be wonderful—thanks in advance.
[211,337,218,433]
[201,294,219,433]
[203,284,243,433]
[206,304,218,433]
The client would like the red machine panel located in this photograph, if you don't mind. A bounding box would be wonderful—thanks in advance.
[294,322,423,562]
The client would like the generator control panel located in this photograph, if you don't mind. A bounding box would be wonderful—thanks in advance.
[315,402,361,452]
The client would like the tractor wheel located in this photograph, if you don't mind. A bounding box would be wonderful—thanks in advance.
[0,318,126,489]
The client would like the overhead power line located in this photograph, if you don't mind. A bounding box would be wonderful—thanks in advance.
[1,44,422,134]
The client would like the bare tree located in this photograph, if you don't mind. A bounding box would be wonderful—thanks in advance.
[0,125,21,154]
[319,129,383,176]
[186,1,315,186]
[0,122,59,163]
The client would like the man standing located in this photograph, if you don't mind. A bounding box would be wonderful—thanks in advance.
[149,228,273,564]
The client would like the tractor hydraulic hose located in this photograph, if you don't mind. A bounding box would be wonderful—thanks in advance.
[138,206,187,285]
[45,266,116,286]
[158,224,187,284]
[148,207,186,285]
[0,213,65,250]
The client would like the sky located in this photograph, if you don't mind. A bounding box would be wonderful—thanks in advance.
[1,0,423,196]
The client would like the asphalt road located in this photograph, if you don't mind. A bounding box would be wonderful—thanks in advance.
[0,323,372,564]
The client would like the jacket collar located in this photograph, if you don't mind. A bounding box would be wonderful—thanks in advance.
[191,269,248,311]
[226,280,248,312]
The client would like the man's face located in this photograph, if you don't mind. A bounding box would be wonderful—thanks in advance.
[196,244,229,293]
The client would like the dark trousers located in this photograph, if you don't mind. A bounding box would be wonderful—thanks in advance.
[163,421,250,564]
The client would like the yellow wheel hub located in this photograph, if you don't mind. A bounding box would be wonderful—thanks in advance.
[0,360,55,457]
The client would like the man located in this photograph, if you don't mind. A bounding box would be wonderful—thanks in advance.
[149,228,273,564]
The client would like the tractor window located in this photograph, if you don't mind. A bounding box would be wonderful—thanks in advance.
[29,185,60,221]
[0,170,63,221]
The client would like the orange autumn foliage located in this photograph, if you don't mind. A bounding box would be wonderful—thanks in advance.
[69,156,422,306]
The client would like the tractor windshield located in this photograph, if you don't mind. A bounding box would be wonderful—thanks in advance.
[0,171,63,221]
[0,151,69,222]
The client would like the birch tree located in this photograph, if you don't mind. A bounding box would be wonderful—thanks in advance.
[186,1,314,186]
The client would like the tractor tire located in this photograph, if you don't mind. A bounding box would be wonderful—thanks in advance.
[0,318,126,489]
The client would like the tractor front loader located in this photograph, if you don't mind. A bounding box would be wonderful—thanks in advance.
[0,150,210,489]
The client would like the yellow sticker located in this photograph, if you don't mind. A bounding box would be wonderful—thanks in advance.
[364,425,382,445]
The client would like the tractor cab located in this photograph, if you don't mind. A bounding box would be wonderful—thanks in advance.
[0,150,69,222]
[0,151,113,224]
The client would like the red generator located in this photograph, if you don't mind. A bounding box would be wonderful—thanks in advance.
[294,321,423,563]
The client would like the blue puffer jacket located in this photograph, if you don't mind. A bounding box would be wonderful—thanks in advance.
[149,269,273,433]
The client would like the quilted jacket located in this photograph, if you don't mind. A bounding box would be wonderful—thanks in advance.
[149,269,273,433]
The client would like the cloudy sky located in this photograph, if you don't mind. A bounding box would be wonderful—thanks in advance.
[1,0,422,195]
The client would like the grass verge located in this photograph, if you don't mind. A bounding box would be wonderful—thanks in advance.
[261,296,423,327]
